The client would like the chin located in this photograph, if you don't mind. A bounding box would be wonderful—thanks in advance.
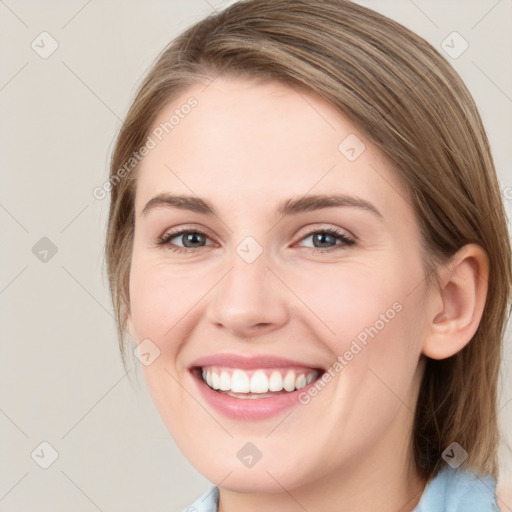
[189,448,318,494]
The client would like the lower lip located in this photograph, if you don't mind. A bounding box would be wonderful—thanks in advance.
[190,370,319,420]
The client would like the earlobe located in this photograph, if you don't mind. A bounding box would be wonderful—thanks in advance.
[422,244,489,360]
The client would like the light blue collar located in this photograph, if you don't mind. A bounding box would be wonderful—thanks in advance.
[183,466,500,512]
[413,466,499,511]
[184,486,218,512]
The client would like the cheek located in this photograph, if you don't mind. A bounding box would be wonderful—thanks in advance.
[291,255,425,396]
[291,259,415,347]
[129,273,171,342]
[128,259,197,349]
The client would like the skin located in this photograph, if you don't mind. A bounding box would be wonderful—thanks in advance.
[126,76,489,512]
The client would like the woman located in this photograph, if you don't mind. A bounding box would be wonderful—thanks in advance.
[104,1,511,510]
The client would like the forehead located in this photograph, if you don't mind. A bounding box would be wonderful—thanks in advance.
[134,76,409,218]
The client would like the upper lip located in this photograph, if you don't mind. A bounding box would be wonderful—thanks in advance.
[189,353,325,370]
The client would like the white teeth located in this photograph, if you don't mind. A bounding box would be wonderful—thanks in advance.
[268,370,284,392]
[295,374,307,389]
[250,370,269,393]
[211,371,220,390]
[219,370,231,391]
[231,369,250,393]
[283,370,296,391]
[201,367,318,395]
[205,369,213,388]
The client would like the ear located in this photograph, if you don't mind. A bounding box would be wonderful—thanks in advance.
[421,244,489,360]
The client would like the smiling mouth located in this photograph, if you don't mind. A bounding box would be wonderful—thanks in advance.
[192,366,322,399]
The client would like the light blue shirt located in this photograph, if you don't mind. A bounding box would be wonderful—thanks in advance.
[182,466,501,511]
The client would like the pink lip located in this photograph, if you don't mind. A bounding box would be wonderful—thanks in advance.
[188,353,324,421]
[189,353,323,370]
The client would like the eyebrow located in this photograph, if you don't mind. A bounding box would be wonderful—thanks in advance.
[141,193,383,219]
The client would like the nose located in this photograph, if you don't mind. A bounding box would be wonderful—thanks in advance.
[205,249,290,339]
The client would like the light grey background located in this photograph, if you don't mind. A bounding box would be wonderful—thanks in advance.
[1,0,511,510]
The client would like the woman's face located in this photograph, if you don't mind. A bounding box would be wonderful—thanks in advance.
[127,76,432,492]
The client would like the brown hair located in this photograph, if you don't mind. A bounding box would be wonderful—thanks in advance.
[105,0,511,482]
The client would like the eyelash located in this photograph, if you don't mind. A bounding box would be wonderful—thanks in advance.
[156,227,356,254]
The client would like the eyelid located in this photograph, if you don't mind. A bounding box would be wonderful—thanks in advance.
[293,223,356,243]
[159,223,354,242]
[159,223,217,240]
[157,225,218,247]
[157,223,357,257]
